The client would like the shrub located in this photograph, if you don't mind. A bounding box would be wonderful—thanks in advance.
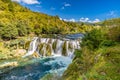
[81,29,106,50]
[1,24,18,40]
[99,40,117,48]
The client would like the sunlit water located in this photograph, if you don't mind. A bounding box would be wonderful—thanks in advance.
[0,56,72,80]
[0,33,83,80]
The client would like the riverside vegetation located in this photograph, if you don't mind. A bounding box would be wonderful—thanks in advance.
[0,0,120,80]
[62,19,120,80]
[0,0,94,61]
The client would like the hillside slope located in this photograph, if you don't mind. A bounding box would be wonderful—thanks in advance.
[62,18,120,80]
[0,0,92,40]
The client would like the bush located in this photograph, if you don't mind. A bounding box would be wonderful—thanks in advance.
[34,24,42,35]
[16,22,28,36]
[8,2,14,12]
[107,26,120,42]
[1,24,18,40]
[81,29,106,50]
[99,40,117,47]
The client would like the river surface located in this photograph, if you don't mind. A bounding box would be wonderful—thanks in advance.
[0,56,72,80]
[0,33,83,80]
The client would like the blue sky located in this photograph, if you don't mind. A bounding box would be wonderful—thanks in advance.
[12,0,120,22]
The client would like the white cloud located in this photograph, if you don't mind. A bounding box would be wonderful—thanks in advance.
[61,2,71,10]
[59,17,62,20]
[63,19,68,21]
[80,17,89,22]
[50,7,56,10]
[80,17,100,23]
[12,0,40,4]
[60,17,100,23]
[107,11,117,17]
[69,18,75,22]
[63,18,76,22]
[64,3,71,7]
[12,0,21,2]
[92,19,100,23]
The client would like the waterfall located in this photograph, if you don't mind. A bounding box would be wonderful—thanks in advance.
[23,37,81,58]
[22,37,38,58]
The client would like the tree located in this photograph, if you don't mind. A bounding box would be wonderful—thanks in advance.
[1,24,18,40]
[0,23,4,39]
[1,0,11,3]
[34,24,42,35]
[8,2,14,12]
[16,22,27,36]
[81,29,106,50]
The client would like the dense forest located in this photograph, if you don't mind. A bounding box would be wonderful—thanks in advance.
[37,18,120,80]
[0,0,95,40]
[0,0,120,80]
[62,18,120,80]
[0,0,95,61]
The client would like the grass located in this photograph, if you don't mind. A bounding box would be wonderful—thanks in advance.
[63,44,120,80]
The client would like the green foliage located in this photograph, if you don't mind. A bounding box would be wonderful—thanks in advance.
[62,41,67,56]
[34,24,42,35]
[1,0,11,3]
[63,25,120,80]
[107,26,120,42]
[41,73,62,80]
[81,29,106,50]
[38,43,44,56]
[63,59,82,80]
[16,21,28,36]
[73,49,82,59]
[0,0,96,40]
[0,24,18,40]
[52,40,57,52]
[8,2,14,12]
[46,44,52,56]
[24,41,31,50]
[99,40,117,47]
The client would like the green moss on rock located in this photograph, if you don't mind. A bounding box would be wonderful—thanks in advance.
[24,41,31,50]
[46,44,52,56]
[38,43,44,56]
[62,41,67,56]
[52,40,57,52]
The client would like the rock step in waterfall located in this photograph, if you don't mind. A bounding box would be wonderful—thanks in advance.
[23,37,81,58]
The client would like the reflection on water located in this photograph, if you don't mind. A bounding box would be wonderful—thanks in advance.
[0,56,72,80]
[65,33,84,40]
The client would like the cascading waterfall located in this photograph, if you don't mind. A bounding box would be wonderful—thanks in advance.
[22,37,39,58]
[0,34,83,80]
[23,37,81,58]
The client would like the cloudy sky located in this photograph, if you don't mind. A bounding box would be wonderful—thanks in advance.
[12,0,120,23]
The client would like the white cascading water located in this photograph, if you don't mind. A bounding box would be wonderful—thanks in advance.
[54,40,64,56]
[22,37,38,58]
[23,37,80,58]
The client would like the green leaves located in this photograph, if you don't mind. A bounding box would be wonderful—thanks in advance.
[8,2,14,12]
[0,24,18,40]
[81,29,106,50]
[16,21,28,36]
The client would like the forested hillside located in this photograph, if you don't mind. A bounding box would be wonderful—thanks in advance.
[0,0,94,40]
[62,18,120,80]
[0,0,120,80]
